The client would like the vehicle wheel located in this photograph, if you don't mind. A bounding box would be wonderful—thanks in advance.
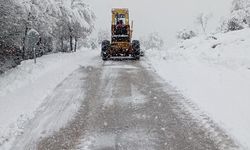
[101,40,110,61]
[132,40,140,60]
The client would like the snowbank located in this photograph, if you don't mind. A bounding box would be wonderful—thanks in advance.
[0,48,99,148]
[146,28,250,149]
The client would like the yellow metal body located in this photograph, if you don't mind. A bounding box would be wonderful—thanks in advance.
[112,8,130,25]
[110,8,133,56]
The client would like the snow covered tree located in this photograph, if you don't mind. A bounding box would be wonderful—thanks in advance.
[16,0,61,57]
[97,29,110,45]
[0,0,24,72]
[80,37,98,49]
[0,0,21,47]
[70,0,95,51]
[218,0,250,33]
[231,0,250,13]
[218,16,245,33]
[231,0,250,26]
[227,18,244,31]
[53,0,95,52]
[0,0,95,73]
[177,29,196,40]
[195,13,212,34]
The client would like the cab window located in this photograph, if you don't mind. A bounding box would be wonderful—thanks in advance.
[115,14,126,25]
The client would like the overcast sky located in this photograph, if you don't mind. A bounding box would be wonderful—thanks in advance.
[85,0,233,46]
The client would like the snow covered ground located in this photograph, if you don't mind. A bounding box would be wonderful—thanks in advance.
[1,28,250,149]
[0,48,99,148]
[146,28,250,149]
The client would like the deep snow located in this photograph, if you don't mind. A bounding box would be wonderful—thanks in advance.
[146,28,250,149]
[0,48,99,149]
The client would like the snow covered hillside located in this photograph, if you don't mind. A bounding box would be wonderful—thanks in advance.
[146,28,250,149]
[0,48,99,148]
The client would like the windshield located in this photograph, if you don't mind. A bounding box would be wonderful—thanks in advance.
[115,14,126,25]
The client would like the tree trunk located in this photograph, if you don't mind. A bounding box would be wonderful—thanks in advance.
[74,37,77,52]
[60,37,64,52]
[22,26,28,59]
[22,12,31,59]
[69,27,73,52]
[70,35,73,51]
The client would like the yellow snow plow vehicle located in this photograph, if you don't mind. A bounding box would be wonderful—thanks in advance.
[101,8,141,60]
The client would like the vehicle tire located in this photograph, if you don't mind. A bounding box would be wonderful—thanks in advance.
[132,40,140,60]
[101,40,110,61]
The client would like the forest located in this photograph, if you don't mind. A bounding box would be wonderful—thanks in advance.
[0,0,95,73]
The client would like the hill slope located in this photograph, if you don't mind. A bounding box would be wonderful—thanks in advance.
[147,28,250,149]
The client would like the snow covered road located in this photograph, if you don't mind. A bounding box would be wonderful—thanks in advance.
[0,49,100,149]
[10,59,239,150]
